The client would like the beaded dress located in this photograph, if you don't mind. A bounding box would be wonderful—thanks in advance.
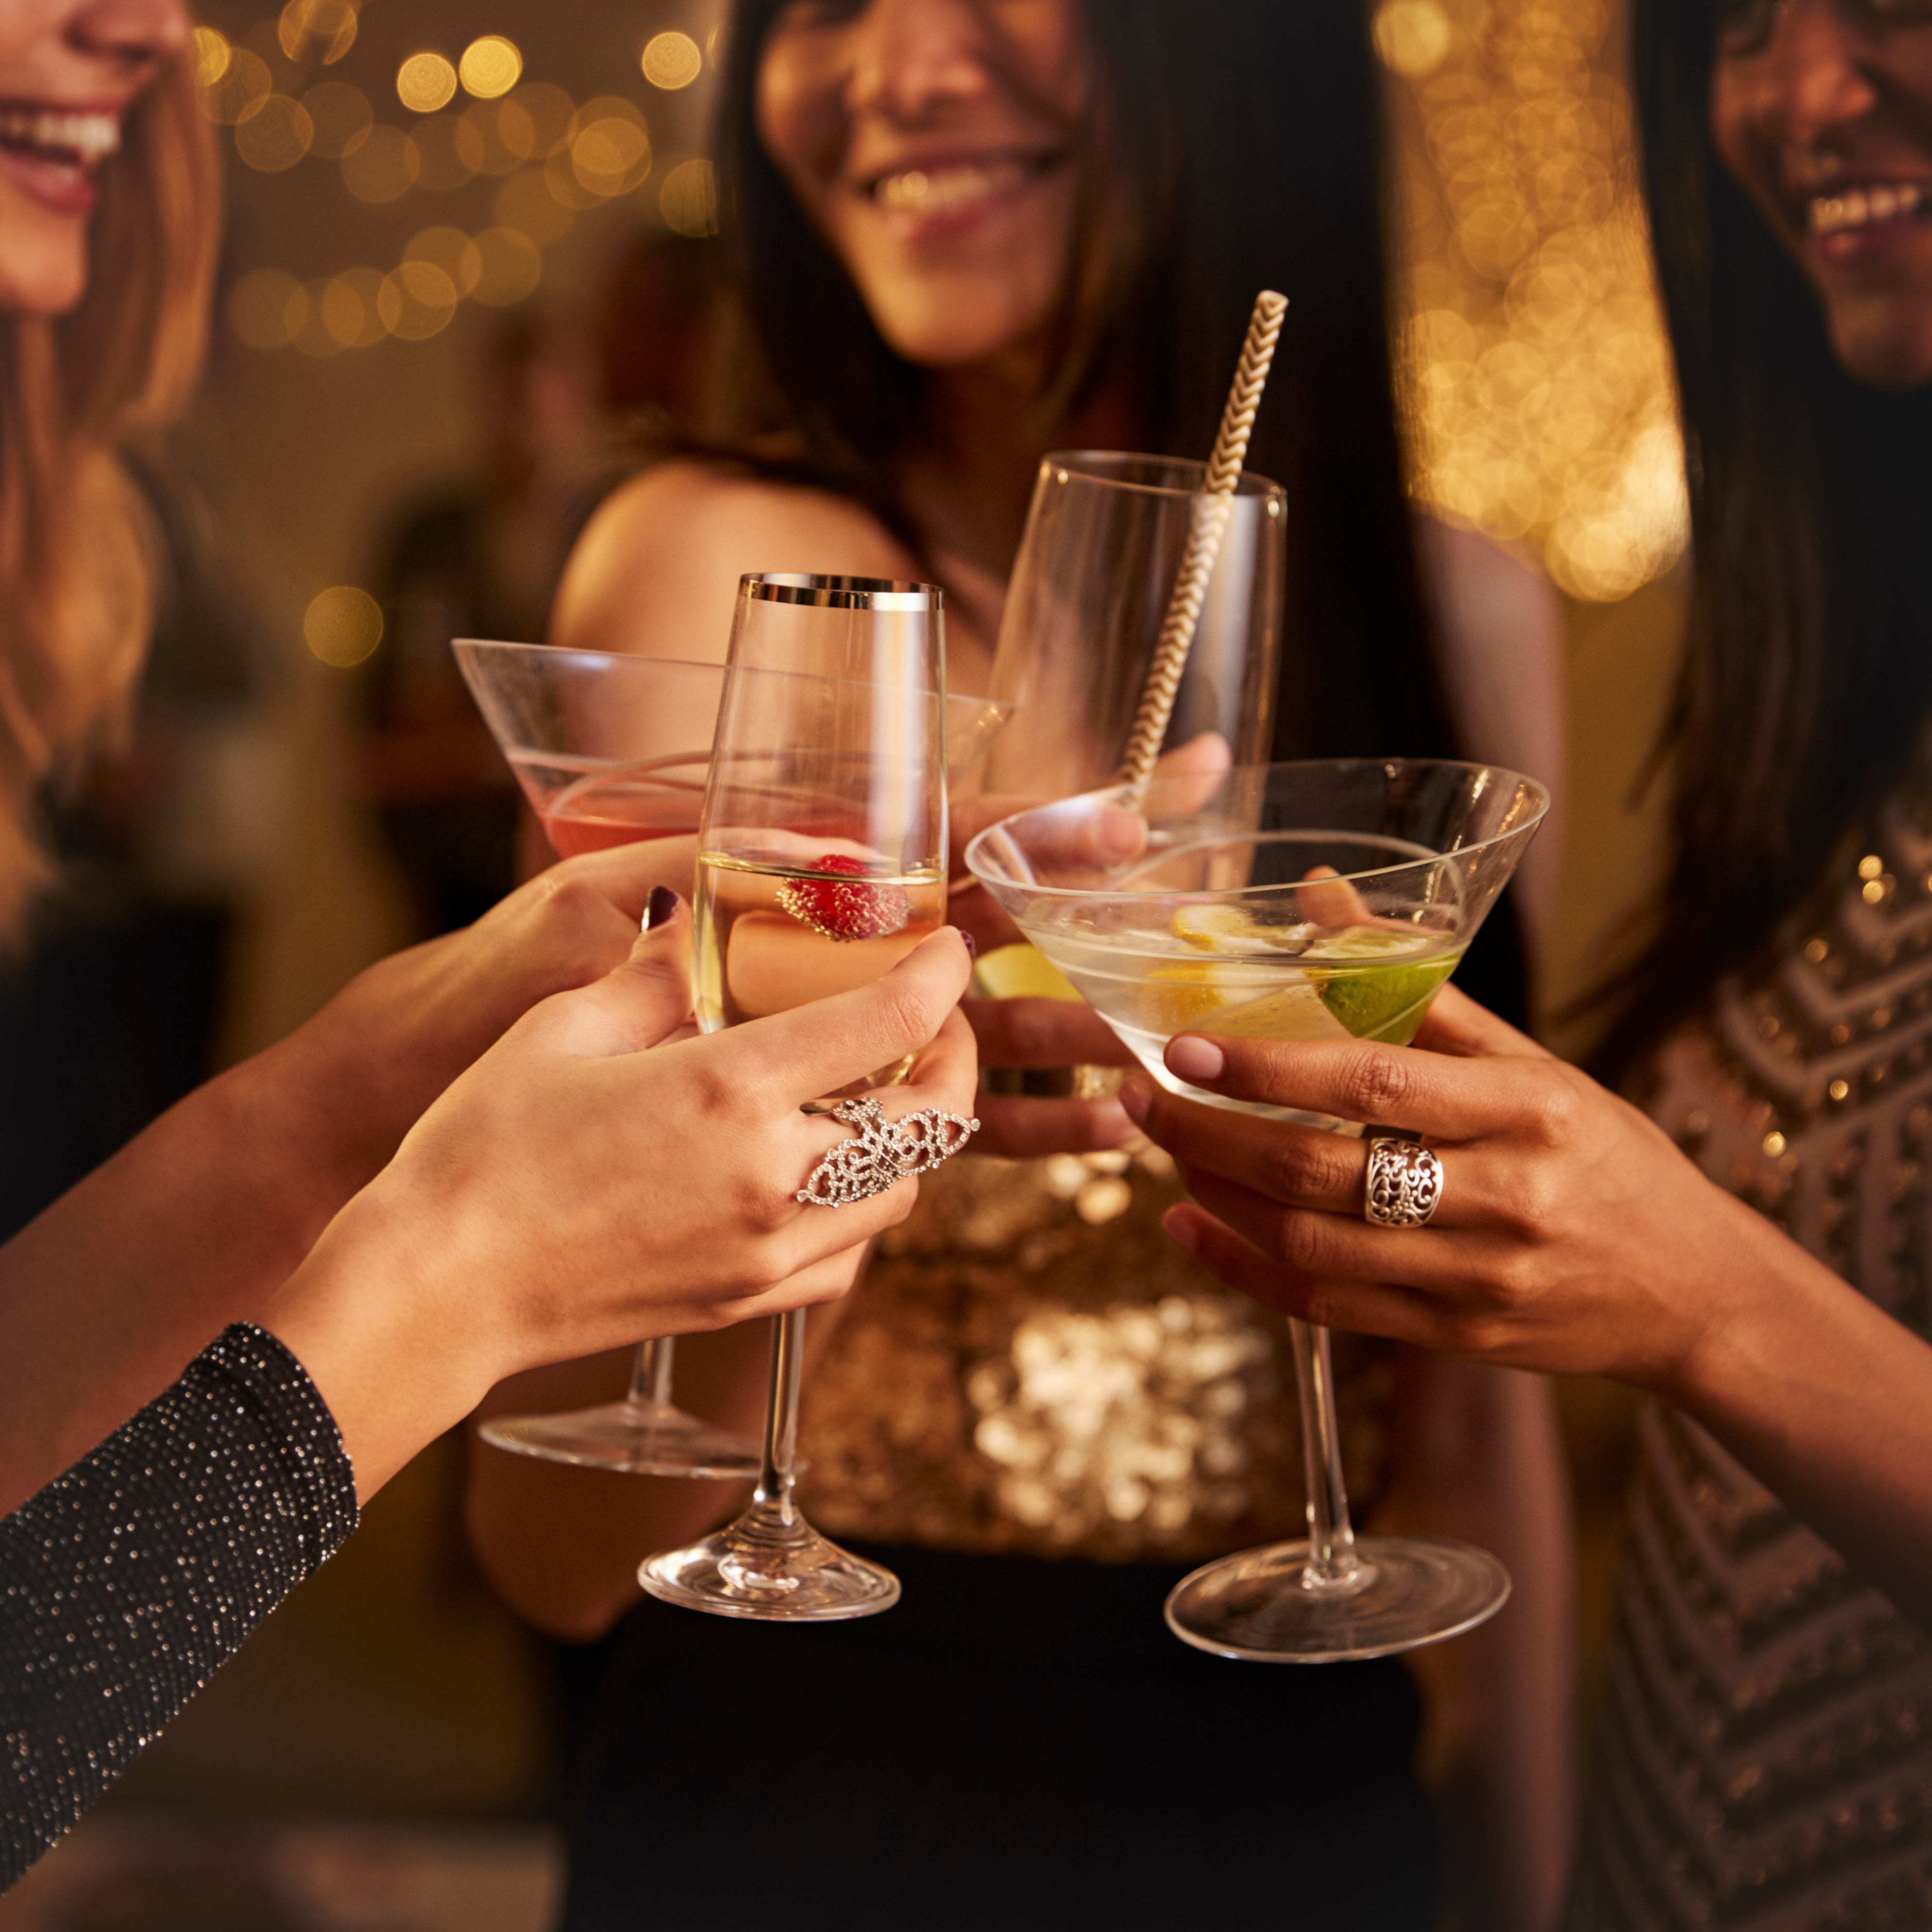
[1569,794,1932,1929]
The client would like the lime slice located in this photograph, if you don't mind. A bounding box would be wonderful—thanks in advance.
[1208,981,1352,1043]
[974,941,1081,1003]
[1309,955,1459,1042]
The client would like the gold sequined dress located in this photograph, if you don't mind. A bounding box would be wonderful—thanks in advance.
[1569,797,1932,1929]
[798,1142,1397,1565]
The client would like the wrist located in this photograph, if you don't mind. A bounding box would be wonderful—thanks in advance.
[262,1175,509,1503]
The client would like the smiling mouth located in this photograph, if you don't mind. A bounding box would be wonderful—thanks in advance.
[1809,181,1927,239]
[0,105,121,175]
[867,154,1056,216]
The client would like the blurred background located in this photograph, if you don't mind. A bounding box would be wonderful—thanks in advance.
[0,0,1685,1923]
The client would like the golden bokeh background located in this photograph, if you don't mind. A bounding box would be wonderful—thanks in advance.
[1380,0,1687,602]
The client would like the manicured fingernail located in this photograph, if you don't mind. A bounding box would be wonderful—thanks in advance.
[645,886,680,931]
[1118,1074,1151,1127]
[960,930,976,961]
[1162,1205,1198,1253]
[1167,1035,1224,1083]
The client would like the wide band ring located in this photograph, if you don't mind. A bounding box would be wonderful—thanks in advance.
[796,1096,979,1208]
[1363,1136,1444,1229]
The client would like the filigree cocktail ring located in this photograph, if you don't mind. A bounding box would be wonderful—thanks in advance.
[796,1096,979,1208]
[1364,1136,1445,1228]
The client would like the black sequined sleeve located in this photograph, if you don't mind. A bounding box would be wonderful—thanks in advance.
[2,1324,358,1889]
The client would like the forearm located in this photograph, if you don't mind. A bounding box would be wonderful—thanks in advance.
[0,1027,381,1515]
[1669,1241,1932,1621]
[465,1310,841,1641]
[1379,1354,1575,1932]
[1,1326,358,1886]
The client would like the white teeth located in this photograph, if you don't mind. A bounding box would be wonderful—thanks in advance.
[0,108,120,165]
[874,158,1030,214]
[1812,180,1923,236]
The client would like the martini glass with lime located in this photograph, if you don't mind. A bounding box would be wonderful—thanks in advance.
[966,758,1548,1660]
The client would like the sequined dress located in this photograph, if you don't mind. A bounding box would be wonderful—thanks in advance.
[2,1326,358,1889]
[1569,796,1932,1929]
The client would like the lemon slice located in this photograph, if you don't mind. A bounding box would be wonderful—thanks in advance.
[1142,959,1237,1032]
[1171,904,1256,952]
[973,941,1081,1002]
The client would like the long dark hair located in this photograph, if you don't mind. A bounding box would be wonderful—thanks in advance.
[709,0,1462,767]
[1605,0,1932,1072]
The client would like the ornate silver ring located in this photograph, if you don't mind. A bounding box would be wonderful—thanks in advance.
[796,1096,979,1208]
[1364,1136,1444,1228]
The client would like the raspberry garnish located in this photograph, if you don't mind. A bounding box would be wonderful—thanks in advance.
[776,853,910,942]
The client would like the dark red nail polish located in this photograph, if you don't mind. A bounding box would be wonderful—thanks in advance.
[961,931,977,961]
[645,886,680,932]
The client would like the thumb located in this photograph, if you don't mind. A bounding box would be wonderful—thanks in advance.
[551,886,695,1055]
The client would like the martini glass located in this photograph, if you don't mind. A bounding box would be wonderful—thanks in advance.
[454,638,1006,1480]
[966,757,1549,1661]
[641,575,949,1621]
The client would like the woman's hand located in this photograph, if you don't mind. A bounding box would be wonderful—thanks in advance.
[1123,984,1932,1618]
[961,995,1137,1156]
[272,837,703,1195]
[266,910,977,1500]
[1120,985,1784,1394]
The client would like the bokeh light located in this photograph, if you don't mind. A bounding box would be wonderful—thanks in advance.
[396,53,458,116]
[660,158,718,236]
[301,80,371,159]
[191,27,231,89]
[641,31,702,90]
[320,267,387,348]
[1386,0,1686,600]
[341,124,419,202]
[378,260,459,341]
[405,225,483,297]
[469,227,543,306]
[1373,0,1452,79]
[228,268,302,350]
[305,587,384,667]
[278,0,357,65]
[411,113,476,192]
[197,44,272,125]
[234,94,313,172]
[290,278,346,358]
[565,97,651,201]
[460,36,522,100]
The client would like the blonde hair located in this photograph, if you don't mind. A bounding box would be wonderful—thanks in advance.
[0,51,219,939]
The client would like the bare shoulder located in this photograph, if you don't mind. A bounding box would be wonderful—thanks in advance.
[1415,515,1561,648]
[550,459,917,660]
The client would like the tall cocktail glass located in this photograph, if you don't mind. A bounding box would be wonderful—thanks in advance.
[967,758,1548,1660]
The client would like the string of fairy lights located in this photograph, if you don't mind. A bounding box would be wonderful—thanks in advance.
[204,0,716,359]
[1375,0,1686,601]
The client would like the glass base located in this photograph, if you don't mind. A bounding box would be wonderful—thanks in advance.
[477,1400,764,1480]
[638,1502,901,1622]
[1164,1535,1511,1663]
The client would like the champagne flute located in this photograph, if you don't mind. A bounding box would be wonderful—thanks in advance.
[454,638,1008,1481]
[640,575,948,1620]
[967,758,1548,1659]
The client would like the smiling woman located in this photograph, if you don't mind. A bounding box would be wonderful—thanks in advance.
[0,0,216,937]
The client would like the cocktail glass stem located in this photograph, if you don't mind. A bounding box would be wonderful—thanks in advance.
[1289,1317,1366,1590]
[628,1337,675,1413]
